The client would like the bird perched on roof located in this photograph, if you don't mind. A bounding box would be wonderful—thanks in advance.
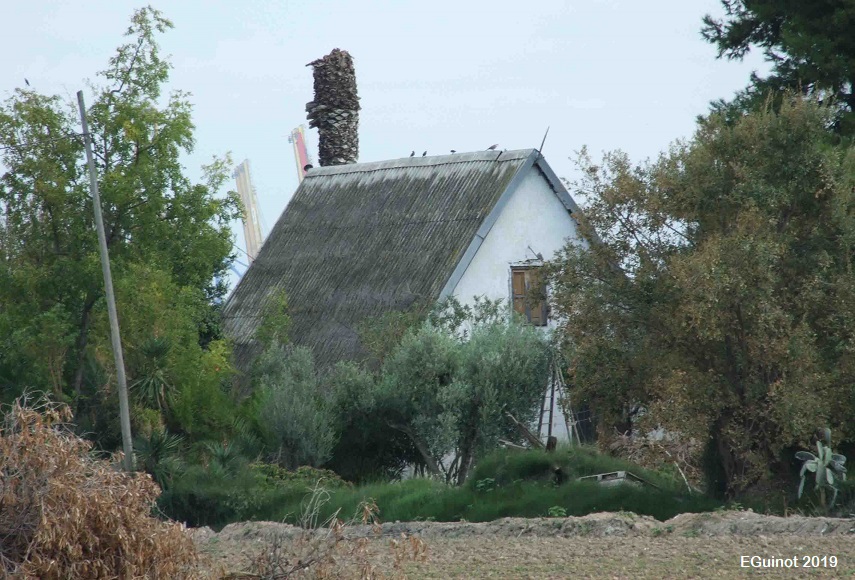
[303,163,313,172]
[487,144,498,150]
[410,151,415,157]
[422,151,427,156]
[450,150,456,154]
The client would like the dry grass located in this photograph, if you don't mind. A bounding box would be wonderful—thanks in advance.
[216,483,428,579]
[0,396,198,579]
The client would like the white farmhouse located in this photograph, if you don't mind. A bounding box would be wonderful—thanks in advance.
[222,149,587,438]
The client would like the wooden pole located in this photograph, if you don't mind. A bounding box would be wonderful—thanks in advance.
[77,90,134,471]
[547,363,555,440]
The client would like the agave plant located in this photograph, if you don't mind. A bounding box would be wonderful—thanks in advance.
[796,431,847,509]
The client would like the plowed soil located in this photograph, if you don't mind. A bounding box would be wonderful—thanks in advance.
[190,511,855,578]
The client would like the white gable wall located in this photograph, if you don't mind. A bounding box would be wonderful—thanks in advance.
[447,165,585,443]
[449,165,583,317]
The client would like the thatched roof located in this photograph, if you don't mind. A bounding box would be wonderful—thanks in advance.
[222,148,574,373]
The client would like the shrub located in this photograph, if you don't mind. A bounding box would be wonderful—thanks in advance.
[251,463,353,490]
[325,361,421,483]
[0,396,198,578]
[252,343,337,469]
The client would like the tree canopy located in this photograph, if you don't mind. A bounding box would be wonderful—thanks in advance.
[548,96,855,497]
[0,7,241,445]
[702,1,855,135]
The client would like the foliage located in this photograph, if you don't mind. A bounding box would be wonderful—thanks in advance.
[252,343,338,470]
[468,446,680,491]
[0,7,240,446]
[357,302,430,369]
[373,300,550,484]
[547,95,855,497]
[0,396,198,578]
[134,425,185,489]
[251,463,353,490]
[130,336,174,411]
[324,360,423,483]
[261,449,720,526]
[158,462,270,528]
[254,289,292,348]
[701,1,855,136]
[159,461,351,530]
[547,506,568,518]
[796,431,847,510]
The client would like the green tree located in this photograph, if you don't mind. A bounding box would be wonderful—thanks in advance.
[324,360,422,483]
[0,7,240,431]
[547,96,855,497]
[702,1,855,135]
[251,343,338,470]
[374,300,551,484]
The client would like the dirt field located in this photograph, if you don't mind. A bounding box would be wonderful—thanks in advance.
[190,511,855,578]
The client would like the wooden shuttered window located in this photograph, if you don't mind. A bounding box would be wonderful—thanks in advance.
[511,267,548,326]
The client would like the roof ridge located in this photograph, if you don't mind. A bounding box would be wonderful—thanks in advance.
[307,148,537,176]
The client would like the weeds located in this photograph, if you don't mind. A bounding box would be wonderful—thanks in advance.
[547,506,567,517]
[244,484,427,579]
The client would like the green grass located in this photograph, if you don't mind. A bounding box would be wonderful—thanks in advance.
[468,445,682,490]
[163,446,723,529]
[265,477,720,525]
[261,446,722,525]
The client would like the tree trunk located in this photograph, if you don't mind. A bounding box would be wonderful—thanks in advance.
[387,422,443,479]
[456,436,476,486]
[71,293,98,410]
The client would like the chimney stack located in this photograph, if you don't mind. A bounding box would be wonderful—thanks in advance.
[305,48,360,166]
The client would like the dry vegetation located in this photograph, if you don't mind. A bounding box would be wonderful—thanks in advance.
[0,398,427,579]
[215,484,428,579]
[0,397,197,579]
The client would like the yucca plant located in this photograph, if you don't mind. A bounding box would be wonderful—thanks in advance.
[131,336,174,411]
[134,427,185,489]
[796,429,847,510]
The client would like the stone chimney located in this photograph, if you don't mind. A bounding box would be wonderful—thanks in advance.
[305,49,360,166]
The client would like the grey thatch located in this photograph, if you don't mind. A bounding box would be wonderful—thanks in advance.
[222,149,577,376]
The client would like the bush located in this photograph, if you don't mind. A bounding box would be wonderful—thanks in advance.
[0,397,198,578]
[262,475,720,525]
[258,448,721,525]
[251,463,353,490]
[468,446,681,491]
[252,343,337,469]
[325,361,423,483]
[159,461,352,530]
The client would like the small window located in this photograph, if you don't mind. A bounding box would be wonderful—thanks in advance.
[511,267,548,326]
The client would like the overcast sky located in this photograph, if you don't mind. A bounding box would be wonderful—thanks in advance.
[2,0,767,286]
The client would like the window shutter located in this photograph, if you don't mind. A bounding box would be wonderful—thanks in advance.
[512,270,527,316]
[528,268,547,326]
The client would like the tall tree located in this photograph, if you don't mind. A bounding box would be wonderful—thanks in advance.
[702,1,855,135]
[0,7,240,430]
[548,96,855,497]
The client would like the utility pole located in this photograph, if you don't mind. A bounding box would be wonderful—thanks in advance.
[77,90,134,471]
